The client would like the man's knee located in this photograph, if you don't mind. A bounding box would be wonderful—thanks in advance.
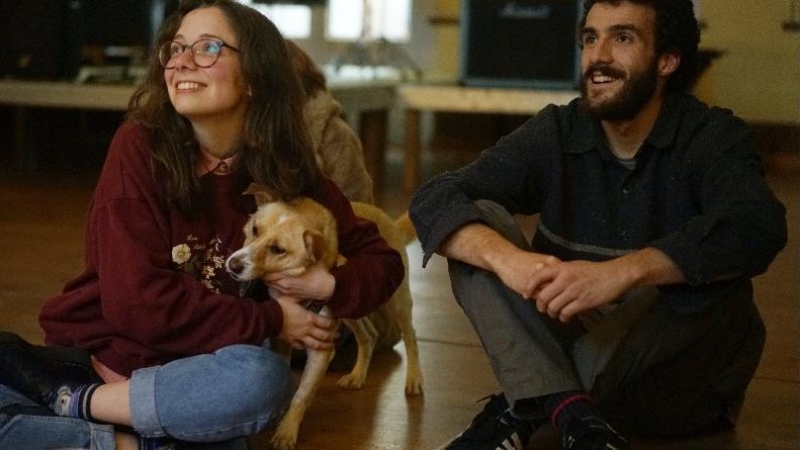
[446,199,530,297]
[595,298,767,437]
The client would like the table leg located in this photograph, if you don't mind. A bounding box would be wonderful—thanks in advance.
[358,109,388,193]
[404,108,421,194]
[13,107,27,170]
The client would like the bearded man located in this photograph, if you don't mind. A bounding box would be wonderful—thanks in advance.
[409,1,787,449]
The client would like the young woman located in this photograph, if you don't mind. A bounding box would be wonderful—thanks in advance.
[0,1,403,449]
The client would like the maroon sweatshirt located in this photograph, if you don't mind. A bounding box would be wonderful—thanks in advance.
[39,120,403,377]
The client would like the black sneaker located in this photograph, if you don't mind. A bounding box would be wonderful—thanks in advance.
[439,393,536,450]
[562,416,629,450]
[0,332,100,404]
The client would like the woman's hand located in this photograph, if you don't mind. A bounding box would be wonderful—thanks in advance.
[275,295,338,350]
[264,261,336,302]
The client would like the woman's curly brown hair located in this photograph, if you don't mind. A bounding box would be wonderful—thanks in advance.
[128,0,320,216]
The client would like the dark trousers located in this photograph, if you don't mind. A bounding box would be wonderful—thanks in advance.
[448,200,766,437]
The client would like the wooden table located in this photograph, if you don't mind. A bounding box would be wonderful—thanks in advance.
[398,84,578,193]
[0,79,396,177]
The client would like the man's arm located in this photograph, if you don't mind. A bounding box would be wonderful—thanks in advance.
[614,247,686,286]
[439,222,559,299]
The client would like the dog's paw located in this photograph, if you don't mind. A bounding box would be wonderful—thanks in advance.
[336,373,366,390]
[270,418,300,450]
[270,431,298,450]
[405,376,424,396]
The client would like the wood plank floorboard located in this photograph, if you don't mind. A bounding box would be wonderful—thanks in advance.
[0,146,796,449]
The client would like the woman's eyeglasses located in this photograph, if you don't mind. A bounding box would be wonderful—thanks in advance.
[159,38,240,69]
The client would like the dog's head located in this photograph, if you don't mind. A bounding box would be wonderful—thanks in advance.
[226,183,338,282]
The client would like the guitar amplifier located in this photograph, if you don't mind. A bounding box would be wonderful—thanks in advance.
[0,0,83,80]
[459,0,582,90]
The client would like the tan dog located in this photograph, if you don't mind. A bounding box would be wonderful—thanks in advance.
[226,184,422,450]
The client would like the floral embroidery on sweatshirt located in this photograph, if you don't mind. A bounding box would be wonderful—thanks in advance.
[171,235,227,293]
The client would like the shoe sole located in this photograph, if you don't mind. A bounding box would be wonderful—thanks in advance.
[0,332,101,400]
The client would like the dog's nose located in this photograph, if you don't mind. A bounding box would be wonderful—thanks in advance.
[226,257,244,275]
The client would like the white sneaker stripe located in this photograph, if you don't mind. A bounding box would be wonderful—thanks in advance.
[494,433,522,450]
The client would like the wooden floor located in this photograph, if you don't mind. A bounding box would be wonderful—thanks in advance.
[0,146,797,449]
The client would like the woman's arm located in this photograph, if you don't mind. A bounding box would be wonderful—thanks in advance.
[317,179,404,319]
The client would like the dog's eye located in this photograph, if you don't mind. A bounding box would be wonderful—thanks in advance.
[269,245,286,255]
[251,224,258,237]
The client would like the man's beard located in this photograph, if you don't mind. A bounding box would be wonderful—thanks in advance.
[580,59,659,121]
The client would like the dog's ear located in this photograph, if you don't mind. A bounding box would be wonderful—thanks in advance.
[302,230,326,264]
[244,183,281,206]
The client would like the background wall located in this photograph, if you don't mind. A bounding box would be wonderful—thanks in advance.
[695,0,799,124]
[297,0,798,127]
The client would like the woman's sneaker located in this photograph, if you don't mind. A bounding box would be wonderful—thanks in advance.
[439,393,537,450]
[0,332,100,404]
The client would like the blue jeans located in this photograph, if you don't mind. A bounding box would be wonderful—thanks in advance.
[0,384,115,449]
[0,344,292,449]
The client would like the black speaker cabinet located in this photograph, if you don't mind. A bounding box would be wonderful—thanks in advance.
[460,0,582,89]
[0,1,83,80]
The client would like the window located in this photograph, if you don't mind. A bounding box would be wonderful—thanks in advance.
[236,1,312,39]
[233,0,413,43]
[326,0,412,42]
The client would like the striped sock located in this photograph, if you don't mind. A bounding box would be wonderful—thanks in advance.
[47,382,101,420]
[543,390,595,434]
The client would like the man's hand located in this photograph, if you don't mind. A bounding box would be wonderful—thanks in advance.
[275,295,339,350]
[528,248,685,322]
[528,259,634,322]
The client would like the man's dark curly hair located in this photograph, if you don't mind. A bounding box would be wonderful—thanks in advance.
[578,0,700,93]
